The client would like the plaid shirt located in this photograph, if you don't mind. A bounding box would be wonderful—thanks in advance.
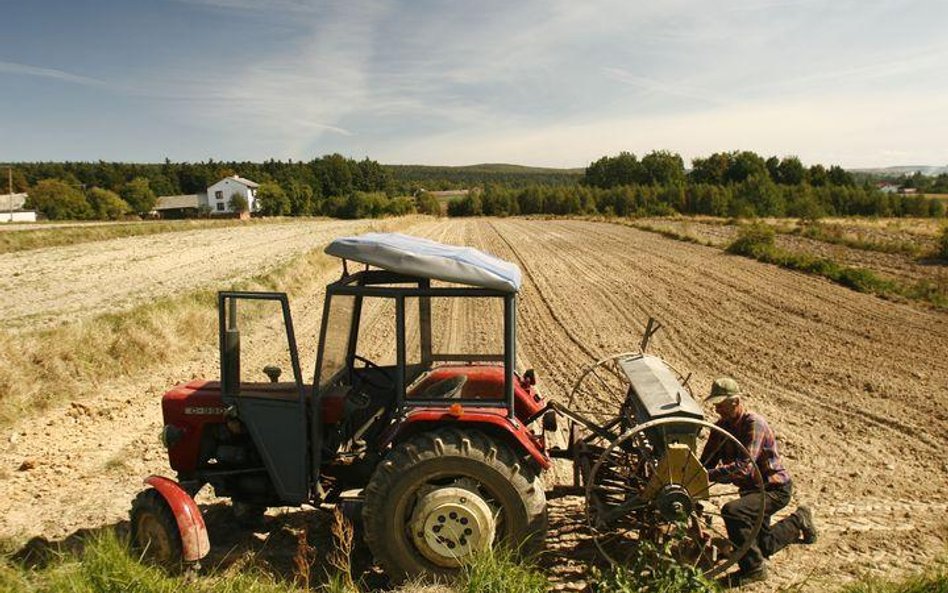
[700,411,791,491]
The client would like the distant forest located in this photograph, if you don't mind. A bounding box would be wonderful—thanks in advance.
[2,150,946,221]
[450,150,948,219]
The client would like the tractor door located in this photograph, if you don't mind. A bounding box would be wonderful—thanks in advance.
[219,292,309,505]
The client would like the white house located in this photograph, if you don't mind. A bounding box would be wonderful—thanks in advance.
[0,193,37,223]
[206,175,259,214]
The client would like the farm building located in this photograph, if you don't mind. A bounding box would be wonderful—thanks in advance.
[153,194,202,219]
[154,175,259,219]
[207,175,259,214]
[0,193,37,223]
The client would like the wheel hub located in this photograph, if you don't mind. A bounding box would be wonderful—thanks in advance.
[656,484,694,522]
[409,486,496,568]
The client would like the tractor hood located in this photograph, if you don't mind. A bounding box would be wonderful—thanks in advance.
[325,233,522,293]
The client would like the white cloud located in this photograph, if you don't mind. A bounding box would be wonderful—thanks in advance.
[0,60,106,87]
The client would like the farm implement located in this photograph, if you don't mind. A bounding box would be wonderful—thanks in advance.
[132,233,766,579]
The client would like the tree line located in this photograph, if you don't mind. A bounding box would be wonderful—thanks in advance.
[5,150,945,221]
[448,182,943,219]
[447,150,946,219]
[5,155,410,220]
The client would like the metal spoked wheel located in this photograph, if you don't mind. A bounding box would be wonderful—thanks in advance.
[566,353,640,487]
[585,417,765,578]
[566,353,696,485]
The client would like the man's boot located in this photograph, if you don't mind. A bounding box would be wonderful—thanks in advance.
[719,563,769,588]
[796,505,818,544]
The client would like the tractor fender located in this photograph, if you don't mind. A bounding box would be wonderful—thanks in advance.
[387,407,551,470]
[143,475,210,562]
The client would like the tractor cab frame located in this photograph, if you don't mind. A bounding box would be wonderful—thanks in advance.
[215,266,524,507]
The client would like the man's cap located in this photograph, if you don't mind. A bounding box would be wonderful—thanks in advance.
[706,377,742,402]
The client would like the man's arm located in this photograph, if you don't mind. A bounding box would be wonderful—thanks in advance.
[700,430,723,469]
[707,416,765,484]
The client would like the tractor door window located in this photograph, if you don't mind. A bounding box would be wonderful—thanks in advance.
[354,296,397,367]
[220,295,302,400]
[318,294,355,389]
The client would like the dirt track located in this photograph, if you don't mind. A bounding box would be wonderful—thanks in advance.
[2,218,946,591]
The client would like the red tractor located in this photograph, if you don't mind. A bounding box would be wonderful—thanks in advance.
[131,233,552,578]
[132,233,769,580]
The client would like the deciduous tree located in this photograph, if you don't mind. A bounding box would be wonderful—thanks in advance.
[26,179,93,220]
[87,187,131,220]
[255,182,290,216]
[228,192,249,213]
[121,177,156,214]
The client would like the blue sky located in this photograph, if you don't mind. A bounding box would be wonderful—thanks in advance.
[1,0,946,168]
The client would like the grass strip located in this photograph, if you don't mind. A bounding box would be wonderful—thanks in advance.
[0,218,412,426]
[790,222,922,256]
[3,521,947,593]
[626,221,716,247]
[0,218,300,255]
[725,223,948,308]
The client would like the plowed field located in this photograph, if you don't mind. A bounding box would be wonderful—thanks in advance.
[2,218,946,591]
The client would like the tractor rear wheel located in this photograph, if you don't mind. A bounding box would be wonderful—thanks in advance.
[130,489,182,568]
[362,428,546,580]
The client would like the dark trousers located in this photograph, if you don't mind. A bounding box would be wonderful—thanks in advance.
[721,482,801,573]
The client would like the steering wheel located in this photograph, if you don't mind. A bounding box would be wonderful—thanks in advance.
[350,354,395,390]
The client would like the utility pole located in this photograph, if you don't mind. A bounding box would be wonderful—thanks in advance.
[7,167,12,222]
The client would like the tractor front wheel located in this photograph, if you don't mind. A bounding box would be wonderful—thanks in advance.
[362,428,546,580]
[130,489,182,568]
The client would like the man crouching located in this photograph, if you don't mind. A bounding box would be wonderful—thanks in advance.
[701,377,818,585]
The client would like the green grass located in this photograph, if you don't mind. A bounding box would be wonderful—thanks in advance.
[591,537,718,593]
[1,531,305,593]
[4,531,947,593]
[0,218,296,255]
[459,547,547,593]
[725,221,776,258]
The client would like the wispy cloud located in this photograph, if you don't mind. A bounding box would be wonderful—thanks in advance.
[602,67,724,106]
[170,0,322,14]
[0,60,106,87]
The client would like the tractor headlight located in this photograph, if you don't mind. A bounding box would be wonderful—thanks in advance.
[160,425,184,449]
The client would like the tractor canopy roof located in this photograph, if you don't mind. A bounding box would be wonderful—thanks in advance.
[325,232,522,293]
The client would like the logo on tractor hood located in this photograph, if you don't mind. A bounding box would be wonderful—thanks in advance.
[184,406,227,416]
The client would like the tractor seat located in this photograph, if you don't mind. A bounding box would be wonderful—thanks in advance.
[422,375,468,399]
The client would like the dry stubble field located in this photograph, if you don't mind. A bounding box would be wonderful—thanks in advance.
[1,217,946,592]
